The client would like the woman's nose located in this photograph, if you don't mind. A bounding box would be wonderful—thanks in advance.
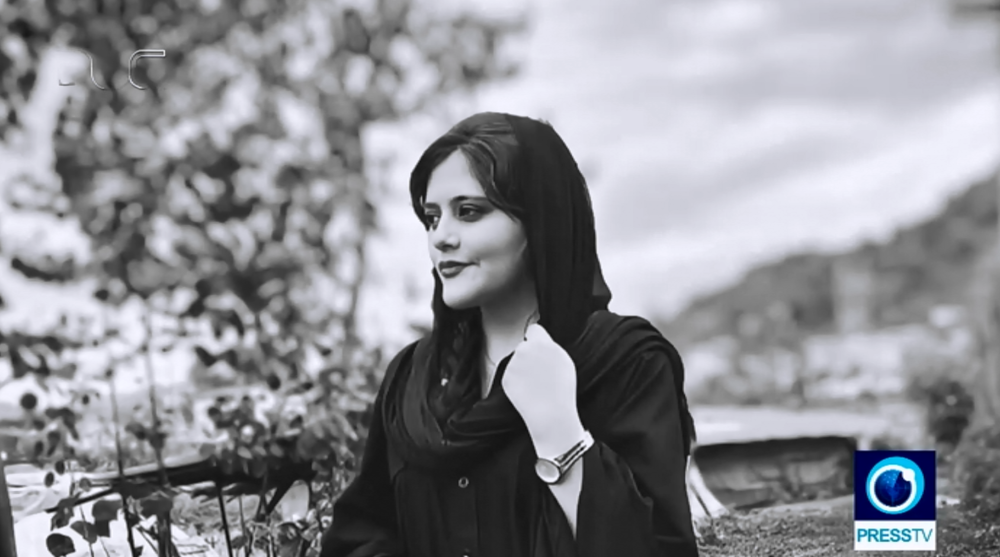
[431,219,459,252]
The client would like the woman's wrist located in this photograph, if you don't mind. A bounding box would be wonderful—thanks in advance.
[528,412,587,459]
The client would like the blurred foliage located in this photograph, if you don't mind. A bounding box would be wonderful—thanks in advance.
[661,171,999,345]
[903,349,975,452]
[949,248,1000,529]
[687,373,767,406]
[686,303,809,407]
[969,255,1000,424]
[953,420,1000,529]
[687,371,800,407]
[0,0,525,555]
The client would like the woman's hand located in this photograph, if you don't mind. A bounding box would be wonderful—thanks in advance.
[502,323,586,457]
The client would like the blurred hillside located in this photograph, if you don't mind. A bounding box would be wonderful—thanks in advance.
[660,170,999,346]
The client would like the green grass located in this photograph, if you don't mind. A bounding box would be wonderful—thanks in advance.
[697,502,1000,557]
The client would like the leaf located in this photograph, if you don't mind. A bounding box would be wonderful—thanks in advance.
[11,348,29,378]
[342,9,370,54]
[139,492,173,519]
[119,481,158,501]
[249,456,267,479]
[95,518,112,538]
[53,363,78,379]
[203,153,241,179]
[195,278,212,298]
[45,471,55,487]
[78,477,93,491]
[295,428,321,459]
[71,520,99,544]
[92,499,122,522]
[46,429,62,451]
[45,533,75,557]
[55,494,79,511]
[219,451,236,476]
[198,442,217,459]
[55,460,66,474]
[125,510,140,529]
[183,297,205,318]
[148,427,166,451]
[125,421,147,440]
[51,506,73,529]
[268,443,286,458]
[19,391,37,410]
[194,346,216,366]
[40,335,63,352]
[227,310,245,336]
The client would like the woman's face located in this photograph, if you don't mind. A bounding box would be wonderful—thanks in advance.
[422,152,531,310]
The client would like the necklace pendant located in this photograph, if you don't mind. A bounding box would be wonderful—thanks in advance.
[441,377,449,386]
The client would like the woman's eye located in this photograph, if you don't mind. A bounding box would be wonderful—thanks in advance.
[458,205,483,219]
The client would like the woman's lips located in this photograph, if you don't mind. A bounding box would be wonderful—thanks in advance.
[439,262,469,278]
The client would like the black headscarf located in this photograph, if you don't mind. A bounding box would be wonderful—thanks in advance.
[381,113,692,475]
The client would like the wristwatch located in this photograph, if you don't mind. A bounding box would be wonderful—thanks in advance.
[534,430,595,484]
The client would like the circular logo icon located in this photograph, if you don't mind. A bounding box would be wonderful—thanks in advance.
[866,456,925,514]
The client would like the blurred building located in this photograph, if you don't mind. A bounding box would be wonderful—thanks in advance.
[682,317,973,405]
[832,254,877,333]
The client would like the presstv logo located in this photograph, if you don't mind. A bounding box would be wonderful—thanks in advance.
[854,450,936,551]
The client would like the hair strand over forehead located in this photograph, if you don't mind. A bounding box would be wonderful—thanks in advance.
[410,113,523,226]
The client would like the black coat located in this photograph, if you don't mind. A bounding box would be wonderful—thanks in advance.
[321,313,698,557]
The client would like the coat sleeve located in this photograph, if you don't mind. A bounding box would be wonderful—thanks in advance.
[320,384,405,557]
[575,343,699,557]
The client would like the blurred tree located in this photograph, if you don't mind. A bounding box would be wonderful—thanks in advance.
[949,0,1000,428]
[661,175,999,346]
[0,0,525,555]
[971,258,1000,423]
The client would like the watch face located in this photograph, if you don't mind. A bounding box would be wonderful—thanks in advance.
[535,459,561,484]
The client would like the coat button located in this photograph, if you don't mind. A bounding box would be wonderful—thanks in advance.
[458,476,469,488]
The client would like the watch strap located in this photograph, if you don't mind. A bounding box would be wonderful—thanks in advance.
[539,430,594,482]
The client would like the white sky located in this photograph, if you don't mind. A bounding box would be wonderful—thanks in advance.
[362,0,1000,343]
[2,0,1000,395]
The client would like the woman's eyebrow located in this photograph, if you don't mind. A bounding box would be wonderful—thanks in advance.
[422,195,489,208]
[451,195,488,203]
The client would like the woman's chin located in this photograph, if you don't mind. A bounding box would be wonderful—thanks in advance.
[441,289,483,310]
[442,296,477,310]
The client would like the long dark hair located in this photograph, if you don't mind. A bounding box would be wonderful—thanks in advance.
[409,112,611,420]
[408,114,523,414]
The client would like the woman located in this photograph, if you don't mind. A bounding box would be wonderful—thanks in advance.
[321,112,698,557]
